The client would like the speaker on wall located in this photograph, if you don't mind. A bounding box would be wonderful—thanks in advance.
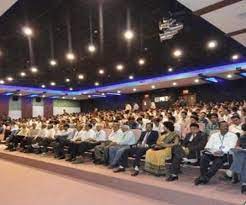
[12,96,19,101]
[36,97,41,102]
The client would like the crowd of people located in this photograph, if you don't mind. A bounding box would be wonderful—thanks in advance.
[0,100,245,194]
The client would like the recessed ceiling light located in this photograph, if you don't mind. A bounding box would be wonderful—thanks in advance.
[41,84,46,88]
[66,52,75,61]
[69,87,73,91]
[50,82,56,86]
[78,74,84,80]
[117,90,121,94]
[172,82,177,86]
[19,93,22,96]
[73,97,76,100]
[207,40,217,49]
[0,80,5,84]
[22,26,33,37]
[124,30,134,40]
[30,66,38,73]
[231,54,239,60]
[6,76,13,82]
[116,64,124,71]
[194,79,200,83]
[98,69,105,75]
[173,49,183,58]
[138,58,145,66]
[65,78,70,83]
[49,59,57,66]
[95,82,100,86]
[168,67,173,72]
[133,88,137,92]
[151,85,156,89]
[62,96,66,99]
[88,95,91,98]
[42,94,46,98]
[129,75,134,80]
[88,44,96,53]
[20,72,26,77]
[227,74,233,79]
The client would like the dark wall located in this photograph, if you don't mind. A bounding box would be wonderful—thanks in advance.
[80,79,246,112]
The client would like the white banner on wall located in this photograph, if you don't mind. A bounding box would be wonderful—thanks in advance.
[33,105,44,117]
[53,107,81,115]
[8,110,21,119]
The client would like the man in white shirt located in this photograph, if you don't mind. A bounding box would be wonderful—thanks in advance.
[108,125,136,168]
[94,122,123,164]
[229,115,243,136]
[194,121,238,185]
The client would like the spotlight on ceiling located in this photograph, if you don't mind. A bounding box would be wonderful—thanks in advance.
[124,30,134,40]
[50,82,56,86]
[78,74,84,80]
[6,76,13,82]
[22,26,33,37]
[173,49,182,58]
[20,72,26,77]
[207,40,217,49]
[41,84,46,88]
[172,82,177,86]
[151,85,156,89]
[88,44,96,53]
[129,75,134,80]
[117,90,121,94]
[133,88,137,92]
[65,78,70,83]
[88,95,91,98]
[116,64,124,71]
[138,58,146,66]
[95,82,100,86]
[0,80,5,84]
[227,74,233,79]
[30,66,38,73]
[73,97,76,100]
[168,67,173,72]
[98,69,105,75]
[194,79,200,83]
[231,54,239,61]
[66,52,76,61]
[69,87,73,91]
[49,59,57,66]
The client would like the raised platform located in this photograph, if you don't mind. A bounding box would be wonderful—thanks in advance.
[0,145,244,205]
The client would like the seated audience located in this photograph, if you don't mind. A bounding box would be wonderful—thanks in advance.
[194,121,238,185]
[166,123,208,181]
[144,121,179,176]
[113,123,159,176]
[205,113,220,136]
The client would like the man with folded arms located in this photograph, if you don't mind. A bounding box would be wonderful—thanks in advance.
[166,123,207,181]
[72,123,106,164]
[94,122,123,164]
[194,121,238,185]
[113,123,158,175]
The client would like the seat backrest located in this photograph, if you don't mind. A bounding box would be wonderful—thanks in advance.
[131,129,142,142]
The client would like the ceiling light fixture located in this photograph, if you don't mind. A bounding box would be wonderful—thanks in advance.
[88,44,96,53]
[30,66,38,73]
[20,72,26,77]
[138,58,145,66]
[207,40,217,49]
[95,82,100,86]
[173,49,182,58]
[78,74,84,80]
[129,75,134,80]
[168,67,173,72]
[50,82,56,86]
[151,85,156,89]
[227,74,233,79]
[22,26,33,37]
[49,59,57,66]
[116,64,124,71]
[172,82,177,86]
[194,79,200,83]
[124,30,134,40]
[0,80,5,84]
[231,54,239,61]
[133,88,137,92]
[66,52,75,61]
[99,69,105,75]
[6,76,13,82]
[41,84,46,88]
[65,78,70,83]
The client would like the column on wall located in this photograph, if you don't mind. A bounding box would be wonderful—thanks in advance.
[9,96,22,119]
[43,98,53,118]
[21,97,33,118]
[0,96,10,116]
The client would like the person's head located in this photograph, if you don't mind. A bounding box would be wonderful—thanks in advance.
[181,111,187,119]
[76,125,83,131]
[41,124,47,129]
[136,117,143,124]
[200,112,206,119]
[231,115,241,126]
[210,113,219,123]
[96,124,103,131]
[168,116,176,124]
[112,122,120,132]
[146,123,153,132]
[32,123,37,129]
[219,121,229,135]
[63,124,69,130]
[190,115,199,124]
[163,121,175,133]
[85,123,93,131]
[121,124,130,132]
[190,123,200,135]
[47,124,53,129]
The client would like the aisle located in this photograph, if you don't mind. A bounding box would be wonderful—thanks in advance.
[0,159,168,205]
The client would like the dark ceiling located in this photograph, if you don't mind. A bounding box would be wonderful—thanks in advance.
[0,0,245,90]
